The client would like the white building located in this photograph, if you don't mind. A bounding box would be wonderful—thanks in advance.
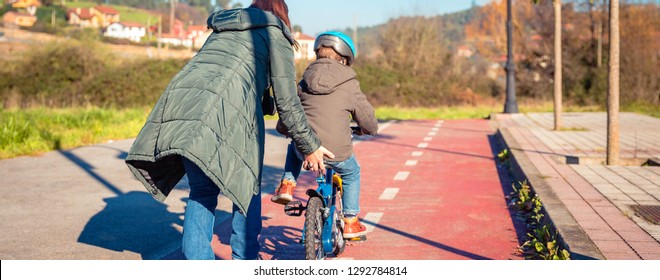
[294,32,316,62]
[104,22,146,43]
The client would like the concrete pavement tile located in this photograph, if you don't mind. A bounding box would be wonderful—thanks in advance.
[593,205,626,215]
[608,194,634,202]
[618,188,650,195]
[616,229,658,243]
[627,241,660,255]
[579,219,612,231]
[594,240,639,259]
[587,199,616,207]
[603,252,641,260]
[584,229,623,241]
[628,194,658,203]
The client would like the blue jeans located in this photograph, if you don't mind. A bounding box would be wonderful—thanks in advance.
[181,158,262,260]
[282,142,361,216]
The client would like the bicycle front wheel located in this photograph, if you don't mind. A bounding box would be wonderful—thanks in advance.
[304,196,324,260]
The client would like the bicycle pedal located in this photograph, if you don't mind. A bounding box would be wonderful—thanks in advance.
[284,201,304,217]
[345,235,367,242]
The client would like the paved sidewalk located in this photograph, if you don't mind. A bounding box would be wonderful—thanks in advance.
[494,112,660,260]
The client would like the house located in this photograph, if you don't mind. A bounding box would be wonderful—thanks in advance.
[294,31,315,62]
[67,5,119,28]
[8,0,40,16]
[67,8,98,28]
[104,21,146,43]
[93,5,119,28]
[157,33,186,47]
[186,25,211,49]
[2,11,37,27]
[457,45,474,58]
[150,19,185,38]
[152,19,189,47]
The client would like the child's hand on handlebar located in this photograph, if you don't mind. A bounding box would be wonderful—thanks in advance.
[351,126,364,136]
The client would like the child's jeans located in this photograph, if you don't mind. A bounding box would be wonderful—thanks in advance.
[282,142,361,216]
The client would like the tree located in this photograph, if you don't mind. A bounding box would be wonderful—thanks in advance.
[532,0,562,130]
[607,0,620,166]
[552,0,562,130]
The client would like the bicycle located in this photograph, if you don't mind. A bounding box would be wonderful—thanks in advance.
[283,126,365,260]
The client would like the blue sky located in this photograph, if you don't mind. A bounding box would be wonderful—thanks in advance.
[229,0,491,36]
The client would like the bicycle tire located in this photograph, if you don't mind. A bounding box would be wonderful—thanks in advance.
[304,196,325,260]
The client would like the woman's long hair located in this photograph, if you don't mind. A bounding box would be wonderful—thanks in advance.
[250,0,299,49]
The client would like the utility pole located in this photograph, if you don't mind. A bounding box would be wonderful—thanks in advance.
[170,0,176,35]
[503,0,519,113]
[607,0,621,166]
[353,14,359,58]
[158,15,162,57]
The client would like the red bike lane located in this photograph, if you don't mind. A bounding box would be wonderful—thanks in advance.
[207,119,524,260]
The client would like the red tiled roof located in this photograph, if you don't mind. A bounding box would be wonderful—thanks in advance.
[187,25,208,32]
[295,32,315,41]
[95,5,119,15]
[68,8,94,20]
[119,21,144,28]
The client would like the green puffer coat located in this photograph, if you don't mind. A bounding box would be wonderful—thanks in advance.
[125,7,320,214]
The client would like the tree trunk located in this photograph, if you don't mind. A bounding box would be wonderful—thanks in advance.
[597,19,603,68]
[553,0,562,131]
[597,0,606,68]
[607,0,620,166]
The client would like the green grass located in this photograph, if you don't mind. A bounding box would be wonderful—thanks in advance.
[1,103,657,159]
[375,105,500,120]
[0,107,150,159]
[64,1,157,27]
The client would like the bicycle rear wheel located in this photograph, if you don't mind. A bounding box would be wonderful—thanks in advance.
[304,197,325,260]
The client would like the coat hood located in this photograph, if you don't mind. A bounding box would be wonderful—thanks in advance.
[207,7,295,45]
[302,58,357,95]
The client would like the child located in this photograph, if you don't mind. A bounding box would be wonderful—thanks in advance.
[271,31,378,239]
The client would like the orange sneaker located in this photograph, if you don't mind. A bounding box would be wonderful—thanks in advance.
[271,179,296,205]
[343,216,367,239]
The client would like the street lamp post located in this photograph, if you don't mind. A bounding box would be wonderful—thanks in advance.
[504,0,519,113]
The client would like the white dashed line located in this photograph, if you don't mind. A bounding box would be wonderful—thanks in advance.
[423,137,432,142]
[379,188,400,200]
[431,127,440,131]
[405,160,418,166]
[412,151,423,157]
[417,142,428,148]
[377,121,393,133]
[363,212,384,234]
[428,131,437,136]
[394,171,410,181]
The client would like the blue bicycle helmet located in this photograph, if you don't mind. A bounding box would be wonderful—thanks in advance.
[314,31,356,66]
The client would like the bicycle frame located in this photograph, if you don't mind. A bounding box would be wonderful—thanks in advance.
[286,168,345,257]
[306,168,343,254]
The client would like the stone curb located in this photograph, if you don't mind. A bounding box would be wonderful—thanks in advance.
[494,126,605,260]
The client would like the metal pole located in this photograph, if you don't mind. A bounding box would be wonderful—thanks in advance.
[504,0,519,113]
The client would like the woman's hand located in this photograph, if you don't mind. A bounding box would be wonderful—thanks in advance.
[303,146,335,172]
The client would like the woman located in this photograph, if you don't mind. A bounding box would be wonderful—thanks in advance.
[125,0,333,260]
